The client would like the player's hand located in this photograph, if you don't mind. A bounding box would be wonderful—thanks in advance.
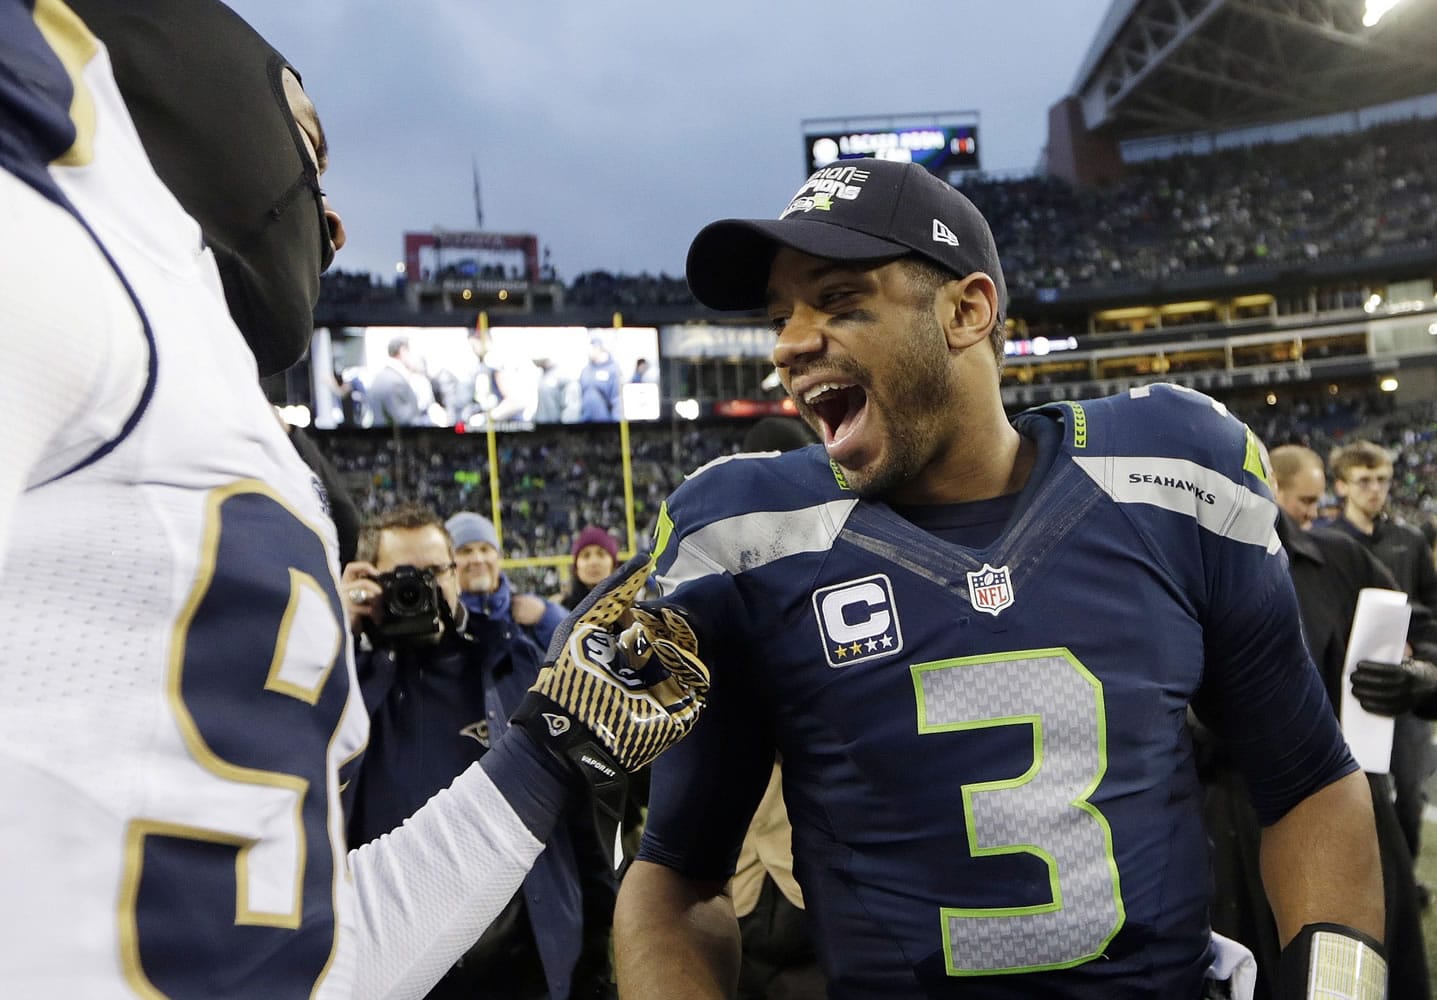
[513,553,709,777]
[511,592,548,627]
[1351,657,1437,716]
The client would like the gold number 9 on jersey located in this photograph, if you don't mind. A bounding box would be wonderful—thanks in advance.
[117,483,350,999]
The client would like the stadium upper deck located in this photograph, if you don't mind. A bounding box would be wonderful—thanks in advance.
[1070,0,1437,143]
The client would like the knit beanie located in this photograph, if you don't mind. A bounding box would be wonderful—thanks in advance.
[446,512,500,552]
[571,525,619,563]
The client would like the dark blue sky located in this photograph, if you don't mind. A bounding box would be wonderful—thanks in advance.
[227,0,1113,282]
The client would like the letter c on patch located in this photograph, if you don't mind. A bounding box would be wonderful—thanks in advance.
[820,583,891,643]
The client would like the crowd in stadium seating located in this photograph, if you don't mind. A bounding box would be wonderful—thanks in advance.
[317,421,751,592]
[317,117,1437,312]
[969,117,1437,298]
[563,269,694,309]
[317,267,404,305]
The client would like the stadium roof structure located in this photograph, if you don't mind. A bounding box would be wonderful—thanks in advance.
[1071,0,1437,140]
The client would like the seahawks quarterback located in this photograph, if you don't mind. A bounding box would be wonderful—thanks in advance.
[615,159,1386,999]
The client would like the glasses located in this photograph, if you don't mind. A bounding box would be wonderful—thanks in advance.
[421,562,457,577]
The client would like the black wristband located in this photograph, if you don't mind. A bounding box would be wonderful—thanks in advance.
[1277,922,1386,1000]
[511,691,629,869]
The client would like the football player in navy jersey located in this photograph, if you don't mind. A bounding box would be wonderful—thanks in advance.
[614,158,1386,999]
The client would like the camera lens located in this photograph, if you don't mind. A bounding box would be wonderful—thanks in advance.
[372,565,443,646]
[390,578,426,614]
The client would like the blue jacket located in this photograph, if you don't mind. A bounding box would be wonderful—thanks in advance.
[346,577,611,998]
[459,575,566,655]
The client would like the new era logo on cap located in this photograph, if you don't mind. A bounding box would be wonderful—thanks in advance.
[932,218,961,247]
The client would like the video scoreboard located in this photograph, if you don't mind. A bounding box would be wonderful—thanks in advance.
[803,118,980,179]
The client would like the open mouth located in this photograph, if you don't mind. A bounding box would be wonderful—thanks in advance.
[803,382,869,452]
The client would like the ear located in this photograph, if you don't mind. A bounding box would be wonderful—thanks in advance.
[934,272,999,352]
[1333,478,1349,499]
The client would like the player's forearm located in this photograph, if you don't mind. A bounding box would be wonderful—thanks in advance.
[614,860,741,999]
[1258,768,1384,946]
[347,729,569,999]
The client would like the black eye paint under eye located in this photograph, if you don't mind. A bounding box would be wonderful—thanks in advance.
[832,308,876,324]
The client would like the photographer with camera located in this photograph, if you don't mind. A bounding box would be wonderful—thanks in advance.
[342,503,620,999]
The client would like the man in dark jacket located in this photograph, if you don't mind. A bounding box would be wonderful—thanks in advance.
[1201,444,1434,998]
[1326,440,1437,870]
[345,504,617,999]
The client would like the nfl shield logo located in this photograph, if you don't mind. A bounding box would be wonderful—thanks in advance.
[966,563,1014,617]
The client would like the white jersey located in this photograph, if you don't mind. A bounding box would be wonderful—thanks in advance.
[0,4,546,997]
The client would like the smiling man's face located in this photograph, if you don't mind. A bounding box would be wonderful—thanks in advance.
[768,249,960,498]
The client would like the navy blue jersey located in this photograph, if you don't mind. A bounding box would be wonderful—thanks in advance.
[638,384,1355,998]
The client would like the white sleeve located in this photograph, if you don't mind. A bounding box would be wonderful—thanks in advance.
[0,170,148,577]
[347,759,548,1000]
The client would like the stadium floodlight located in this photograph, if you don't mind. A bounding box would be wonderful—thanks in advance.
[1380,377,1400,392]
[674,399,701,421]
[1364,0,1404,26]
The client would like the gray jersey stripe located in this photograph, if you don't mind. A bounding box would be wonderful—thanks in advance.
[656,499,859,594]
[1072,456,1280,554]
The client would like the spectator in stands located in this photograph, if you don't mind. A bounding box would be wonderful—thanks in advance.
[1318,493,1344,525]
[1327,440,1437,877]
[579,337,622,422]
[345,504,619,1000]
[1198,444,1432,998]
[557,526,620,610]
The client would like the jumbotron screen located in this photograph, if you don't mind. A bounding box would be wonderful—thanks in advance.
[804,124,980,177]
[310,325,661,429]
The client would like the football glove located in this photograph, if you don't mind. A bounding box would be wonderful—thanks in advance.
[1277,923,1386,1000]
[1350,657,1437,716]
[512,553,709,852]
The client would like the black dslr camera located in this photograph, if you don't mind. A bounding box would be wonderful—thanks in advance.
[369,564,446,646]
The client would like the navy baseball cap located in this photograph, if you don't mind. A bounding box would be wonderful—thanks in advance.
[686,158,1007,313]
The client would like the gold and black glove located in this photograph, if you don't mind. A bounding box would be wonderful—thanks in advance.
[512,553,709,860]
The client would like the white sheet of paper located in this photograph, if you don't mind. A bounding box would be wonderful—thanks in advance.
[1339,588,1410,774]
